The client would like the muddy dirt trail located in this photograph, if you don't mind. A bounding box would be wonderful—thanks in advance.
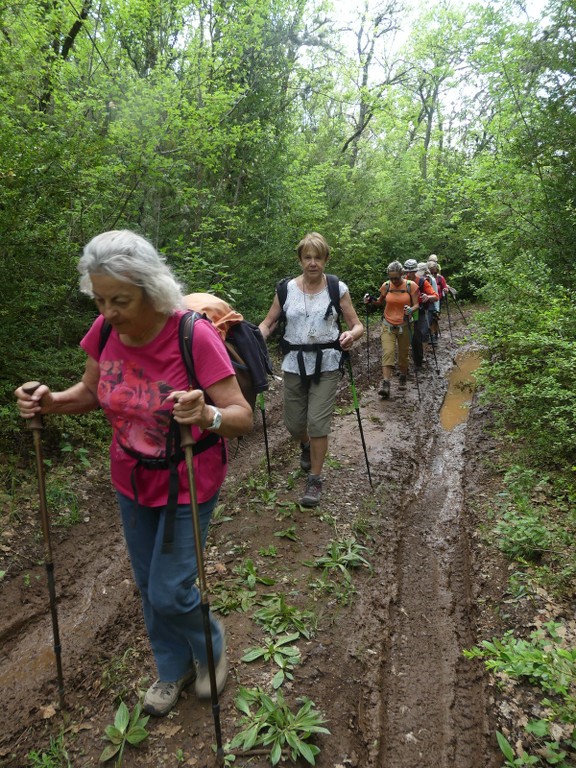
[0,310,501,768]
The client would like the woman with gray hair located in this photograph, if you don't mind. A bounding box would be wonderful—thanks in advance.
[15,229,253,717]
[364,260,419,398]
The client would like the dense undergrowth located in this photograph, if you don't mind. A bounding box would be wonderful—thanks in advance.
[467,262,576,767]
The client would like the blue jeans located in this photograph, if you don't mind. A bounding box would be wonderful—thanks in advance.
[117,491,224,681]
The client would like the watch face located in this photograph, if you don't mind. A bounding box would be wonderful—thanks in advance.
[211,408,222,429]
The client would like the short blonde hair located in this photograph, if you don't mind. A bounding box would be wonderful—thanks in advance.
[296,232,330,261]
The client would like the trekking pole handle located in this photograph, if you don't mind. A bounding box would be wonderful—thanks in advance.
[179,422,195,449]
[22,381,44,430]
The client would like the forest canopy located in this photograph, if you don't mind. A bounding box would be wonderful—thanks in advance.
[1,0,575,465]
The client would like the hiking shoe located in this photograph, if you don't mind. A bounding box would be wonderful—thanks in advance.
[399,374,407,388]
[195,633,229,699]
[300,474,322,508]
[300,442,311,471]
[143,668,196,716]
[378,380,390,399]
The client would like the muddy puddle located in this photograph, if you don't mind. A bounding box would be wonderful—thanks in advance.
[440,350,482,430]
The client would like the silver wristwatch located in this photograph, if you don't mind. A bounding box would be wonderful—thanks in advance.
[207,406,222,431]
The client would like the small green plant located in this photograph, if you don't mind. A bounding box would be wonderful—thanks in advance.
[27,734,71,767]
[495,730,540,766]
[274,525,298,541]
[305,538,370,582]
[241,633,301,689]
[494,505,552,561]
[254,593,318,639]
[250,488,278,507]
[212,503,233,524]
[211,584,257,614]
[46,478,81,528]
[60,439,91,468]
[100,648,140,696]
[259,545,278,557]
[99,700,149,765]
[227,687,330,765]
[274,500,299,519]
[233,558,276,588]
[174,747,185,763]
[308,573,357,605]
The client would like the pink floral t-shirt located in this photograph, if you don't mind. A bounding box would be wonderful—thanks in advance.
[81,311,234,507]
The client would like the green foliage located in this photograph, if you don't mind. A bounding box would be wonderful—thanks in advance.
[464,622,576,697]
[304,538,370,582]
[211,583,258,615]
[227,687,330,766]
[233,558,276,589]
[253,593,318,640]
[474,256,576,470]
[99,700,149,765]
[27,735,71,768]
[465,622,576,767]
[241,633,301,689]
[483,464,576,597]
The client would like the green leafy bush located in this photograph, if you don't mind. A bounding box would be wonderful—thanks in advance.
[227,687,330,766]
[474,256,576,469]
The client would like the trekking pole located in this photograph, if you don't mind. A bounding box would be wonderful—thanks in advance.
[179,423,224,766]
[449,291,469,325]
[22,381,65,709]
[365,305,370,383]
[443,294,454,341]
[257,392,271,476]
[344,355,373,489]
[427,321,440,375]
[404,322,422,402]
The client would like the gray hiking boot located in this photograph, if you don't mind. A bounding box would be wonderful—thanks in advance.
[378,380,390,399]
[300,474,322,507]
[300,442,311,471]
[143,667,196,716]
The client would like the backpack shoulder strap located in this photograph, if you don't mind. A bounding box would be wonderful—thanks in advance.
[324,274,342,320]
[275,276,292,317]
[99,319,113,354]
[178,310,204,388]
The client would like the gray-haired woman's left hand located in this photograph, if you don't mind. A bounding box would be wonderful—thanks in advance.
[168,389,212,428]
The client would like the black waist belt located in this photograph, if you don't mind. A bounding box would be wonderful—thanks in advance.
[121,421,223,553]
[281,340,342,384]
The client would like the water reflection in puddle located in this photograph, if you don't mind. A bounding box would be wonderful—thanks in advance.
[440,351,482,431]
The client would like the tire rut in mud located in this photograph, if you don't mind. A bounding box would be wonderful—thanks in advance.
[340,328,498,768]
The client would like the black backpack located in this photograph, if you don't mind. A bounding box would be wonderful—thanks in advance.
[274,273,343,384]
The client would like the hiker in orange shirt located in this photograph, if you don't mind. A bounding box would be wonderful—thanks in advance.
[363,261,419,399]
[402,259,439,367]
